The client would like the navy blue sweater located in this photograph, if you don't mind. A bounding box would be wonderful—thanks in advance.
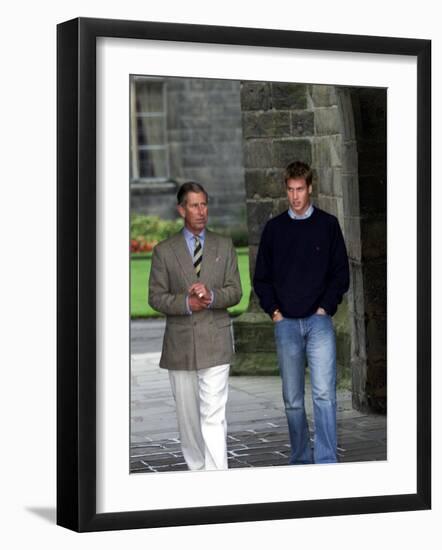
[253,208,350,318]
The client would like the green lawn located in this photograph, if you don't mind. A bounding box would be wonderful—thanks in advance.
[131,247,250,318]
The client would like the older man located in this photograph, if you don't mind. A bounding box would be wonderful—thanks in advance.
[149,182,242,471]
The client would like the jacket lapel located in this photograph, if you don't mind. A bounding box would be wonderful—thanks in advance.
[170,229,219,286]
[170,232,197,286]
[199,230,218,283]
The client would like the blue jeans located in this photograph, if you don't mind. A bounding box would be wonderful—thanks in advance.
[274,314,337,464]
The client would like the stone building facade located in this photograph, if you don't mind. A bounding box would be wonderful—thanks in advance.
[130,76,246,228]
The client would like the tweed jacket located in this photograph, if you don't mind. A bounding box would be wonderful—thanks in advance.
[148,229,242,370]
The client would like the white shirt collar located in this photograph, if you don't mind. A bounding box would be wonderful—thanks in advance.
[288,203,314,220]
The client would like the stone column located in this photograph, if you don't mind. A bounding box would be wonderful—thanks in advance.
[232,82,313,375]
[350,89,387,413]
[233,82,353,390]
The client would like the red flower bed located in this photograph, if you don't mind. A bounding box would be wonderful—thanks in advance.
[130,238,157,253]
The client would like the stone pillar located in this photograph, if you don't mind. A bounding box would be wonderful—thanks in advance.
[233,82,353,390]
[233,80,386,416]
[350,89,387,413]
[232,82,314,375]
[310,85,352,389]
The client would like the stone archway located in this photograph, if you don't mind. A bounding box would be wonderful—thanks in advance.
[234,81,387,414]
[341,87,387,413]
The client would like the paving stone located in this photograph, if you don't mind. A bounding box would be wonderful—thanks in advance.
[168,464,188,471]
[129,320,386,474]
[344,453,386,462]
[130,437,151,446]
[132,451,174,461]
[146,456,183,467]
[130,460,150,471]
[240,442,287,452]
[338,440,379,451]
[144,431,180,441]
[227,443,249,451]
[228,461,251,469]
[161,442,182,451]
[256,433,289,443]
[242,454,290,467]
[130,443,167,453]
[130,419,386,473]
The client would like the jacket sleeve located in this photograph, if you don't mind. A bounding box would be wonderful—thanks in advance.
[253,223,279,317]
[319,218,350,316]
[148,244,188,316]
[211,240,242,309]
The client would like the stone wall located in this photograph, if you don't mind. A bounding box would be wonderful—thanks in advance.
[350,89,387,412]
[235,81,387,413]
[235,81,351,385]
[131,77,246,228]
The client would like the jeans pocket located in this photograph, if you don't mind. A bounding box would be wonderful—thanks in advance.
[273,318,285,333]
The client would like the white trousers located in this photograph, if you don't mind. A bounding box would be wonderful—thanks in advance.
[168,364,230,471]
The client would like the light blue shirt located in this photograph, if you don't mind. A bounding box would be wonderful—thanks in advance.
[288,203,314,220]
[182,227,213,313]
[183,226,206,255]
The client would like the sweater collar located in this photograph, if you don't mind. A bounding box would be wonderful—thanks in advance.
[288,203,314,220]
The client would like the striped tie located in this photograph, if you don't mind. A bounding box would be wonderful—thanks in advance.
[193,235,202,277]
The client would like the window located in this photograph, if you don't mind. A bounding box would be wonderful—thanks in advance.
[130,77,169,182]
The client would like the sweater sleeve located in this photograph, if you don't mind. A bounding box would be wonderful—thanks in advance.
[319,218,350,316]
[253,222,279,317]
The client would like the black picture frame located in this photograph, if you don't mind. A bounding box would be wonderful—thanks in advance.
[57,17,431,532]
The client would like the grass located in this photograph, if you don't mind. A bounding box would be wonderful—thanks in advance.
[131,247,250,318]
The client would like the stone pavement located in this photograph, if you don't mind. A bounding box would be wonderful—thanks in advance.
[130,320,386,473]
